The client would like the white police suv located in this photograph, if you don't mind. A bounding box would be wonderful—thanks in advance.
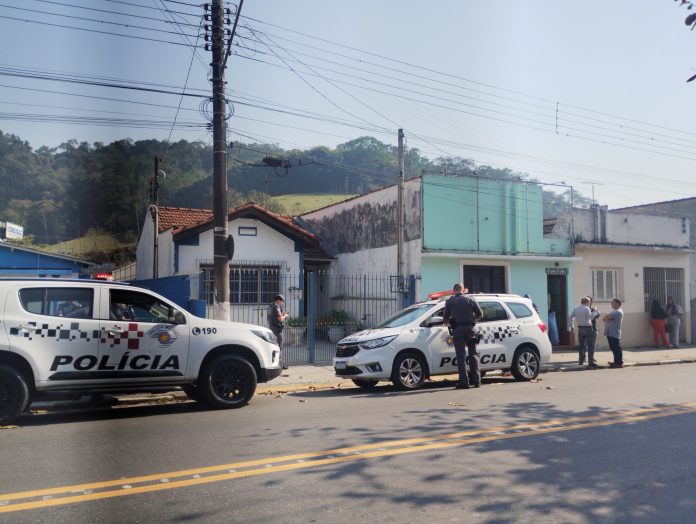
[334,293,552,390]
[0,279,282,425]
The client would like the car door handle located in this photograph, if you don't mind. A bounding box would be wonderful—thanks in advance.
[107,328,123,336]
[17,324,35,331]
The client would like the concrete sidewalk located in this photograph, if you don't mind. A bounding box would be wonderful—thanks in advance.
[257,345,696,394]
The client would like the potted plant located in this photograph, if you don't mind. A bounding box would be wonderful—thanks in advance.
[327,309,349,343]
[284,316,307,346]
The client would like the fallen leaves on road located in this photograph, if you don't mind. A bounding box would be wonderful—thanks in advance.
[308,386,317,391]
[545,386,555,390]
[273,393,285,399]
[299,399,307,403]
[448,402,466,407]
[530,378,542,383]
[0,425,19,430]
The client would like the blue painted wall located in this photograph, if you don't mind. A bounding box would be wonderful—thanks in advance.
[0,244,91,276]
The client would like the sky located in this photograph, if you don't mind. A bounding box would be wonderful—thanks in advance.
[1,0,696,209]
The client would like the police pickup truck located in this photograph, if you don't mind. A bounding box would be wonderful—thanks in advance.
[334,293,552,390]
[0,279,282,425]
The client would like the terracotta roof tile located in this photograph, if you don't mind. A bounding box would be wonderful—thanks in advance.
[172,202,320,242]
[157,206,212,233]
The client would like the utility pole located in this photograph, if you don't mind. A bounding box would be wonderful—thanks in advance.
[211,0,229,321]
[397,129,405,290]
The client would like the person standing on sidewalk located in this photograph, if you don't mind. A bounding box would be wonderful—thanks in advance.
[588,297,600,360]
[649,299,670,348]
[665,297,683,349]
[267,294,289,370]
[604,298,624,368]
[443,283,483,389]
[568,297,597,368]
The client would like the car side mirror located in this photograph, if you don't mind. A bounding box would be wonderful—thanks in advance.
[426,316,444,327]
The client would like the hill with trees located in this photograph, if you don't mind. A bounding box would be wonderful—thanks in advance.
[0,131,590,255]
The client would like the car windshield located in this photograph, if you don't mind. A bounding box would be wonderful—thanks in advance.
[374,303,434,329]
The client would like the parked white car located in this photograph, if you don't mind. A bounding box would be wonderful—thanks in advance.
[0,279,282,425]
[334,294,552,390]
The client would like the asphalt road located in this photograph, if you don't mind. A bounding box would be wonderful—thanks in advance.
[1,364,695,523]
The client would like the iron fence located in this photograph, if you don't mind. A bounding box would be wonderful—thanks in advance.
[201,270,413,364]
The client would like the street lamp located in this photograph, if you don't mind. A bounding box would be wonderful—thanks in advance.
[149,161,166,279]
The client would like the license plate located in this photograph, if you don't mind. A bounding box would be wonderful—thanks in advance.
[335,360,347,370]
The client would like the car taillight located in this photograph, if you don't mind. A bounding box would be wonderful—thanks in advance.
[537,322,547,333]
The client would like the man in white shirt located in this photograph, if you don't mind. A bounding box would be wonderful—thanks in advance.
[665,297,683,349]
[568,297,597,369]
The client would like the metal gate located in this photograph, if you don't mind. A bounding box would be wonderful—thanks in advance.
[204,270,414,364]
[643,267,686,343]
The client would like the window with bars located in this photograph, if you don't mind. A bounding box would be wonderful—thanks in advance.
[643,267,684,312]
[201,265,281,305]
[591,268,619,301]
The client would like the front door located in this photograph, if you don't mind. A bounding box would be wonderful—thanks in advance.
[98,288,190,383]
[547,274,568,346]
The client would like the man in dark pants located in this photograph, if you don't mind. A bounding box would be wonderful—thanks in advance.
[267,294,289,369]
[443,283,484,389]
[603,298,624,368]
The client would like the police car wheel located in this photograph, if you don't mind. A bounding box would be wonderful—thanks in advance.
[351,379,380,390]
[199,355,258,409]
[391,352,426,390]
[511,347,540,381]
[0,365,30,426]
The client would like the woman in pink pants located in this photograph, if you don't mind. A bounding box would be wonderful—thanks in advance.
[649,300,670,348]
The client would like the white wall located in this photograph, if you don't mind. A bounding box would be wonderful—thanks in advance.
[176,217,302,275]
[572,244,691,349]
[302,178,422,278]
[136,214,154,280]
[570,208,690,247]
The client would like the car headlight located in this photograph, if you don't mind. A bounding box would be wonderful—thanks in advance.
[359,335,397,350]
[252,329,278,345]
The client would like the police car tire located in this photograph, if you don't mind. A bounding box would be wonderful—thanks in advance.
[351,379,380,390]
[199,355,257,409]
[510,347,540,381]
[0,365,30,426]
[391,352,427,390]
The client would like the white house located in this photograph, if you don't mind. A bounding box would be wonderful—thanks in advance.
[547,205,691,348]
[136,202,331,322]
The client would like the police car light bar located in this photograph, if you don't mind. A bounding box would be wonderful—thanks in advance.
[427,288,469,300]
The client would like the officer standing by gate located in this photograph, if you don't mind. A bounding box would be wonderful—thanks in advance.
[443,283,484,389]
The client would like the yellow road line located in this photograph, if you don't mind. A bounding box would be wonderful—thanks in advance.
[1,403,694,514]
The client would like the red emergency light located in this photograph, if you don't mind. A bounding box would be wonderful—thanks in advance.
[427,288,468,300]
[93,273,113,281]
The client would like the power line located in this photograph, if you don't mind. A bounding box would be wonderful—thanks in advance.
[0,14,201,47]
[0,3,199,38]
[232,52,696,161]
[236,28,696,148]
[161,18,202,160]
[0,68,209,98]
[241,14,696,140]
[30,0,200,22]
[0,63,209,94]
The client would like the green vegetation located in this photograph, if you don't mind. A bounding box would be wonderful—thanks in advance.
[0,131,592,266]
[40,230,127,257]
[271,194,356,215]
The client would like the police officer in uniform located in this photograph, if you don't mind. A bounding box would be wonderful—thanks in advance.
[443,283,484,389]
[267,294,289,369]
